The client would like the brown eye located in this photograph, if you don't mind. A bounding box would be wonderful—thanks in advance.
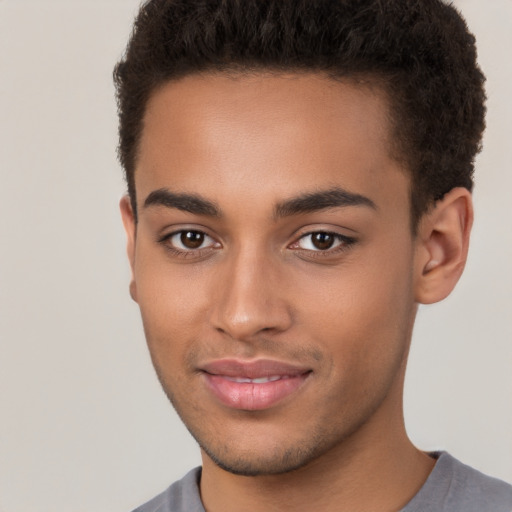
[180,231,205,249]
[311,232,335,250]
[293,231,354,253]
[166,230,217,252]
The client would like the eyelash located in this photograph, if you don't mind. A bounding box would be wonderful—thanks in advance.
[158,230,219,259]
[291,231,356,258]
[157,230,357,259]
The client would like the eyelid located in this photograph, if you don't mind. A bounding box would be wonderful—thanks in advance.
[157,224,216,242]
[170,231,216,250]
[288,229,357,255]
[156,225,356,259]
[157,227,221,257]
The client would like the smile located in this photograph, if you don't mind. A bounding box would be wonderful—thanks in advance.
[200,359,311,411]
[224,375,288,384]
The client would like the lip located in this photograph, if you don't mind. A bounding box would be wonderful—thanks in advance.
[200,359,311,411]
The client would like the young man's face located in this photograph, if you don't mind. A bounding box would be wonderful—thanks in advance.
[122,73,421,475]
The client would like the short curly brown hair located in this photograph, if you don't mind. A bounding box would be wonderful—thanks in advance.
[114,0,486,229]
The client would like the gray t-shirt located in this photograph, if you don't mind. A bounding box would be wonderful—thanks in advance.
[132,452,512,512]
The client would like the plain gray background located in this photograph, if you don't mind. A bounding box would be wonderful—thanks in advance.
[0,1,511,511]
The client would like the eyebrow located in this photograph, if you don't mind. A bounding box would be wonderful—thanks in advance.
[143,186,376,219]
[143,188,221,217]
[274,187,377,219]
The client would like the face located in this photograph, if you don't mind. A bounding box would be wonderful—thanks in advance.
[123,73,420,476]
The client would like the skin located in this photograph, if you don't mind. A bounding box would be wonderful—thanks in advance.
[121,72,472,511]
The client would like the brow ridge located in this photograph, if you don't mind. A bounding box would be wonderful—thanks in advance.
[143,188,220,217]
[143,186,375,220]
[274,187,377,218]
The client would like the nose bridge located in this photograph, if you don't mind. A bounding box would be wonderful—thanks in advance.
[211,242,291,339]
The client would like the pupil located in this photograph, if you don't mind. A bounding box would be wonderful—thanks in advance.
[181,231,204,249]
[312,232,334,250]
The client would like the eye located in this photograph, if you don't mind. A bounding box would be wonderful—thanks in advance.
[165,230,218,251]
[292,231,355,252]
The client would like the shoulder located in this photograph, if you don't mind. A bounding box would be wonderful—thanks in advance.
[403,452,512,512]
[438,452,512,510]
[131,467,204,512]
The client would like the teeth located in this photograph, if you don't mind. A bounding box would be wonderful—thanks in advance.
[227,377,252,383]
[225,375,282,384]
[252,375,281,383]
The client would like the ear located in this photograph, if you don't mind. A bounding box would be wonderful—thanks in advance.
[119,195,138,303]
[414,187,473,304]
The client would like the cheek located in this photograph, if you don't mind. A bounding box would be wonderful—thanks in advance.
[133,247,210,356]
[297,241,415,369]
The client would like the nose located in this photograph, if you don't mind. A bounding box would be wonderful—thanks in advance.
[210,248,293,341]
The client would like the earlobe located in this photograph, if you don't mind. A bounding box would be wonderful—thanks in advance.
[119,195,138,303]
[414,188,473,304]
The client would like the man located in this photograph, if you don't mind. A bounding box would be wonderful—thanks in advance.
[114,0,512,510]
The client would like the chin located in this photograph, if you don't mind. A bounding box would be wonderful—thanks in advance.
[200,441,325,476]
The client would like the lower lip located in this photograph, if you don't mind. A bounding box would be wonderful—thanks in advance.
[203,373,310,411]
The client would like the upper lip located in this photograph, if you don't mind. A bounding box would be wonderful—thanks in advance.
[200,359,312,379]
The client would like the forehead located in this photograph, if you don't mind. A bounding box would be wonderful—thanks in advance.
[136,72,408,216]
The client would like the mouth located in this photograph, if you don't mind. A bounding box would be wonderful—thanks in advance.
[199,359,312,411]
